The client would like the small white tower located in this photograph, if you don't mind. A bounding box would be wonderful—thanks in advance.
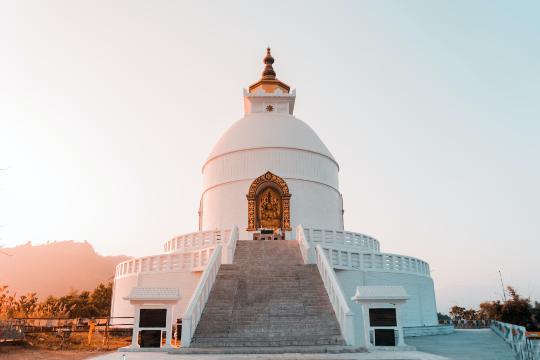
[243,47,296,115]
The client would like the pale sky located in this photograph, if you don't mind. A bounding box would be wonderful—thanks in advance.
[1,0,539,313]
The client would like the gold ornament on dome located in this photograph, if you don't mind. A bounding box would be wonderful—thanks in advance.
[246,171,291,232]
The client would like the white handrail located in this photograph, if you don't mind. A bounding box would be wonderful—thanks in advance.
[491,321,540,358]
[181,245,222,347]
[319,244,431,276]
[315,245,355,346]
[163,229,232,253]
[298,227,380,252]
[224,225,239,264]
[114,246,218,278]
[297,224,314,264]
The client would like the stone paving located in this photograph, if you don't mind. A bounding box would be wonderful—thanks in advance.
[406,329,515,360]
[90,350,448,360]
[90,329,518,360]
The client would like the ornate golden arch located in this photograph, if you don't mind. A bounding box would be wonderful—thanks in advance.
[246,171,291,231]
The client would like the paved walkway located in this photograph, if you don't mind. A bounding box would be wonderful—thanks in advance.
[90,350,447,360]
[90,329,517,360]
[406,329,515,360]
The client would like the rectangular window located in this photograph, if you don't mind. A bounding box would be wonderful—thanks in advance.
[139,309,167,328]
[369,308,397,327]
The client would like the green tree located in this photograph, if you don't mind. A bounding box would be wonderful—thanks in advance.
[437,312,451,322]
[500,286,531,327]
[478,300,503,320]
[462,308,477,320]
[90,282,113,316]
[449,305,465,320]
[17,293,38,316]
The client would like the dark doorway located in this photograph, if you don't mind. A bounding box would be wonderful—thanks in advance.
[139,330,161,348]
[374,329,396,346]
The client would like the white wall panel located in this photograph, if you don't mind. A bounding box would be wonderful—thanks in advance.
[202,148,339,192]
[336,270,438,329]
[201,178,343,239]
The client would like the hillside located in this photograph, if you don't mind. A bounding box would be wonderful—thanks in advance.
[0,241,129,298]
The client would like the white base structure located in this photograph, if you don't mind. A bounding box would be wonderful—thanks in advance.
[110,49,440,349]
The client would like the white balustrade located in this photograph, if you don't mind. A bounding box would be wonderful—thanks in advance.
[163,229,232,254]
[315,245,355,346]
[115,247,216,278]
[319,245,431,276]
[181,245,222,347]
[115,227,238,279]
[224,225,239,264]
[491,320,540,359]
[297,225,430,277]
[297,224,314,264]
[296,226,380,252]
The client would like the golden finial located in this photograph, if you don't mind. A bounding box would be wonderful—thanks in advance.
[262,47,276,79]
[248,47,290,93]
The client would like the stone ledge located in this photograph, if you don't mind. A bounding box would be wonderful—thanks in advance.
[404,325,454,337]
[169,345,367,354]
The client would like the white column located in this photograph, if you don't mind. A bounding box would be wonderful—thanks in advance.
[130,305,140,348]
[360,303,371,348]
[396,303,406,346]
[163,305,173,348]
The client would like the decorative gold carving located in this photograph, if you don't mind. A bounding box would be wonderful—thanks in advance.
[246,171,291,232]
[258,187,282,229]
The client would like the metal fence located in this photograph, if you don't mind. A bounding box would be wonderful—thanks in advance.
[0,316,134,345]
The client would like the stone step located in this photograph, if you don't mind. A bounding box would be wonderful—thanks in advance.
[171,345,367,354]
[190,240,344,347]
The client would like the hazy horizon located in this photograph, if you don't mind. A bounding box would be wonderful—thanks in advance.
[1,0,539,313]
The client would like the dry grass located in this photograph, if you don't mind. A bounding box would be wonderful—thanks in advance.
[0,331,131,360]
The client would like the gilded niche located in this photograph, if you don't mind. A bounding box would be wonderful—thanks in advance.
[246,171,291,232]
[257,187,282,229]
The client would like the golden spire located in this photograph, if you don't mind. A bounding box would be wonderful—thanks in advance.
[262,47,276,80]
[249,47,290,94]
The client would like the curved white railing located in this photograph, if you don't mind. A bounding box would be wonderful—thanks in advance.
[115,226,238,279]
[491,321,540,359]
[181,245,222,347]
[319,245,431,276]
[296,226,380,252]
[115,247,216,278]
[315,245,355,346]
[163,229,232,253]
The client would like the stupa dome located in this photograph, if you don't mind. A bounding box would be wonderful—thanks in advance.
[205,113,336,167]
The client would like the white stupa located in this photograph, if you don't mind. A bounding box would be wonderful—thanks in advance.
[110,49,444,350]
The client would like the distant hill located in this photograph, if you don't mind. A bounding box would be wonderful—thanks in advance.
[0,241,129,298]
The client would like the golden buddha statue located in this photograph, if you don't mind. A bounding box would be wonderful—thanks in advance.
[257,187,282,229]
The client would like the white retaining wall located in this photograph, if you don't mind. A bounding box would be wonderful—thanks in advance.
[404,325,454,337]
[335,269,439,329]
[110,270,201,325]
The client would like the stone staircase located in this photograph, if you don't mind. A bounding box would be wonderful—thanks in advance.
[190,240,344,347]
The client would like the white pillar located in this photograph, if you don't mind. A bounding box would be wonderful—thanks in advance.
[360,303,371,348]
[130,305,140,348]
[396,303,406,346]
[163,305,173,348]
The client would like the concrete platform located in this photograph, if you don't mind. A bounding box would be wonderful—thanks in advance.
[90,329,517,360]
[406,329,515,360]
[169,345,367,354]
[90,350,447,359]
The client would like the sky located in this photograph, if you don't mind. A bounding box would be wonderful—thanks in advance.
[0,0,539,313]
